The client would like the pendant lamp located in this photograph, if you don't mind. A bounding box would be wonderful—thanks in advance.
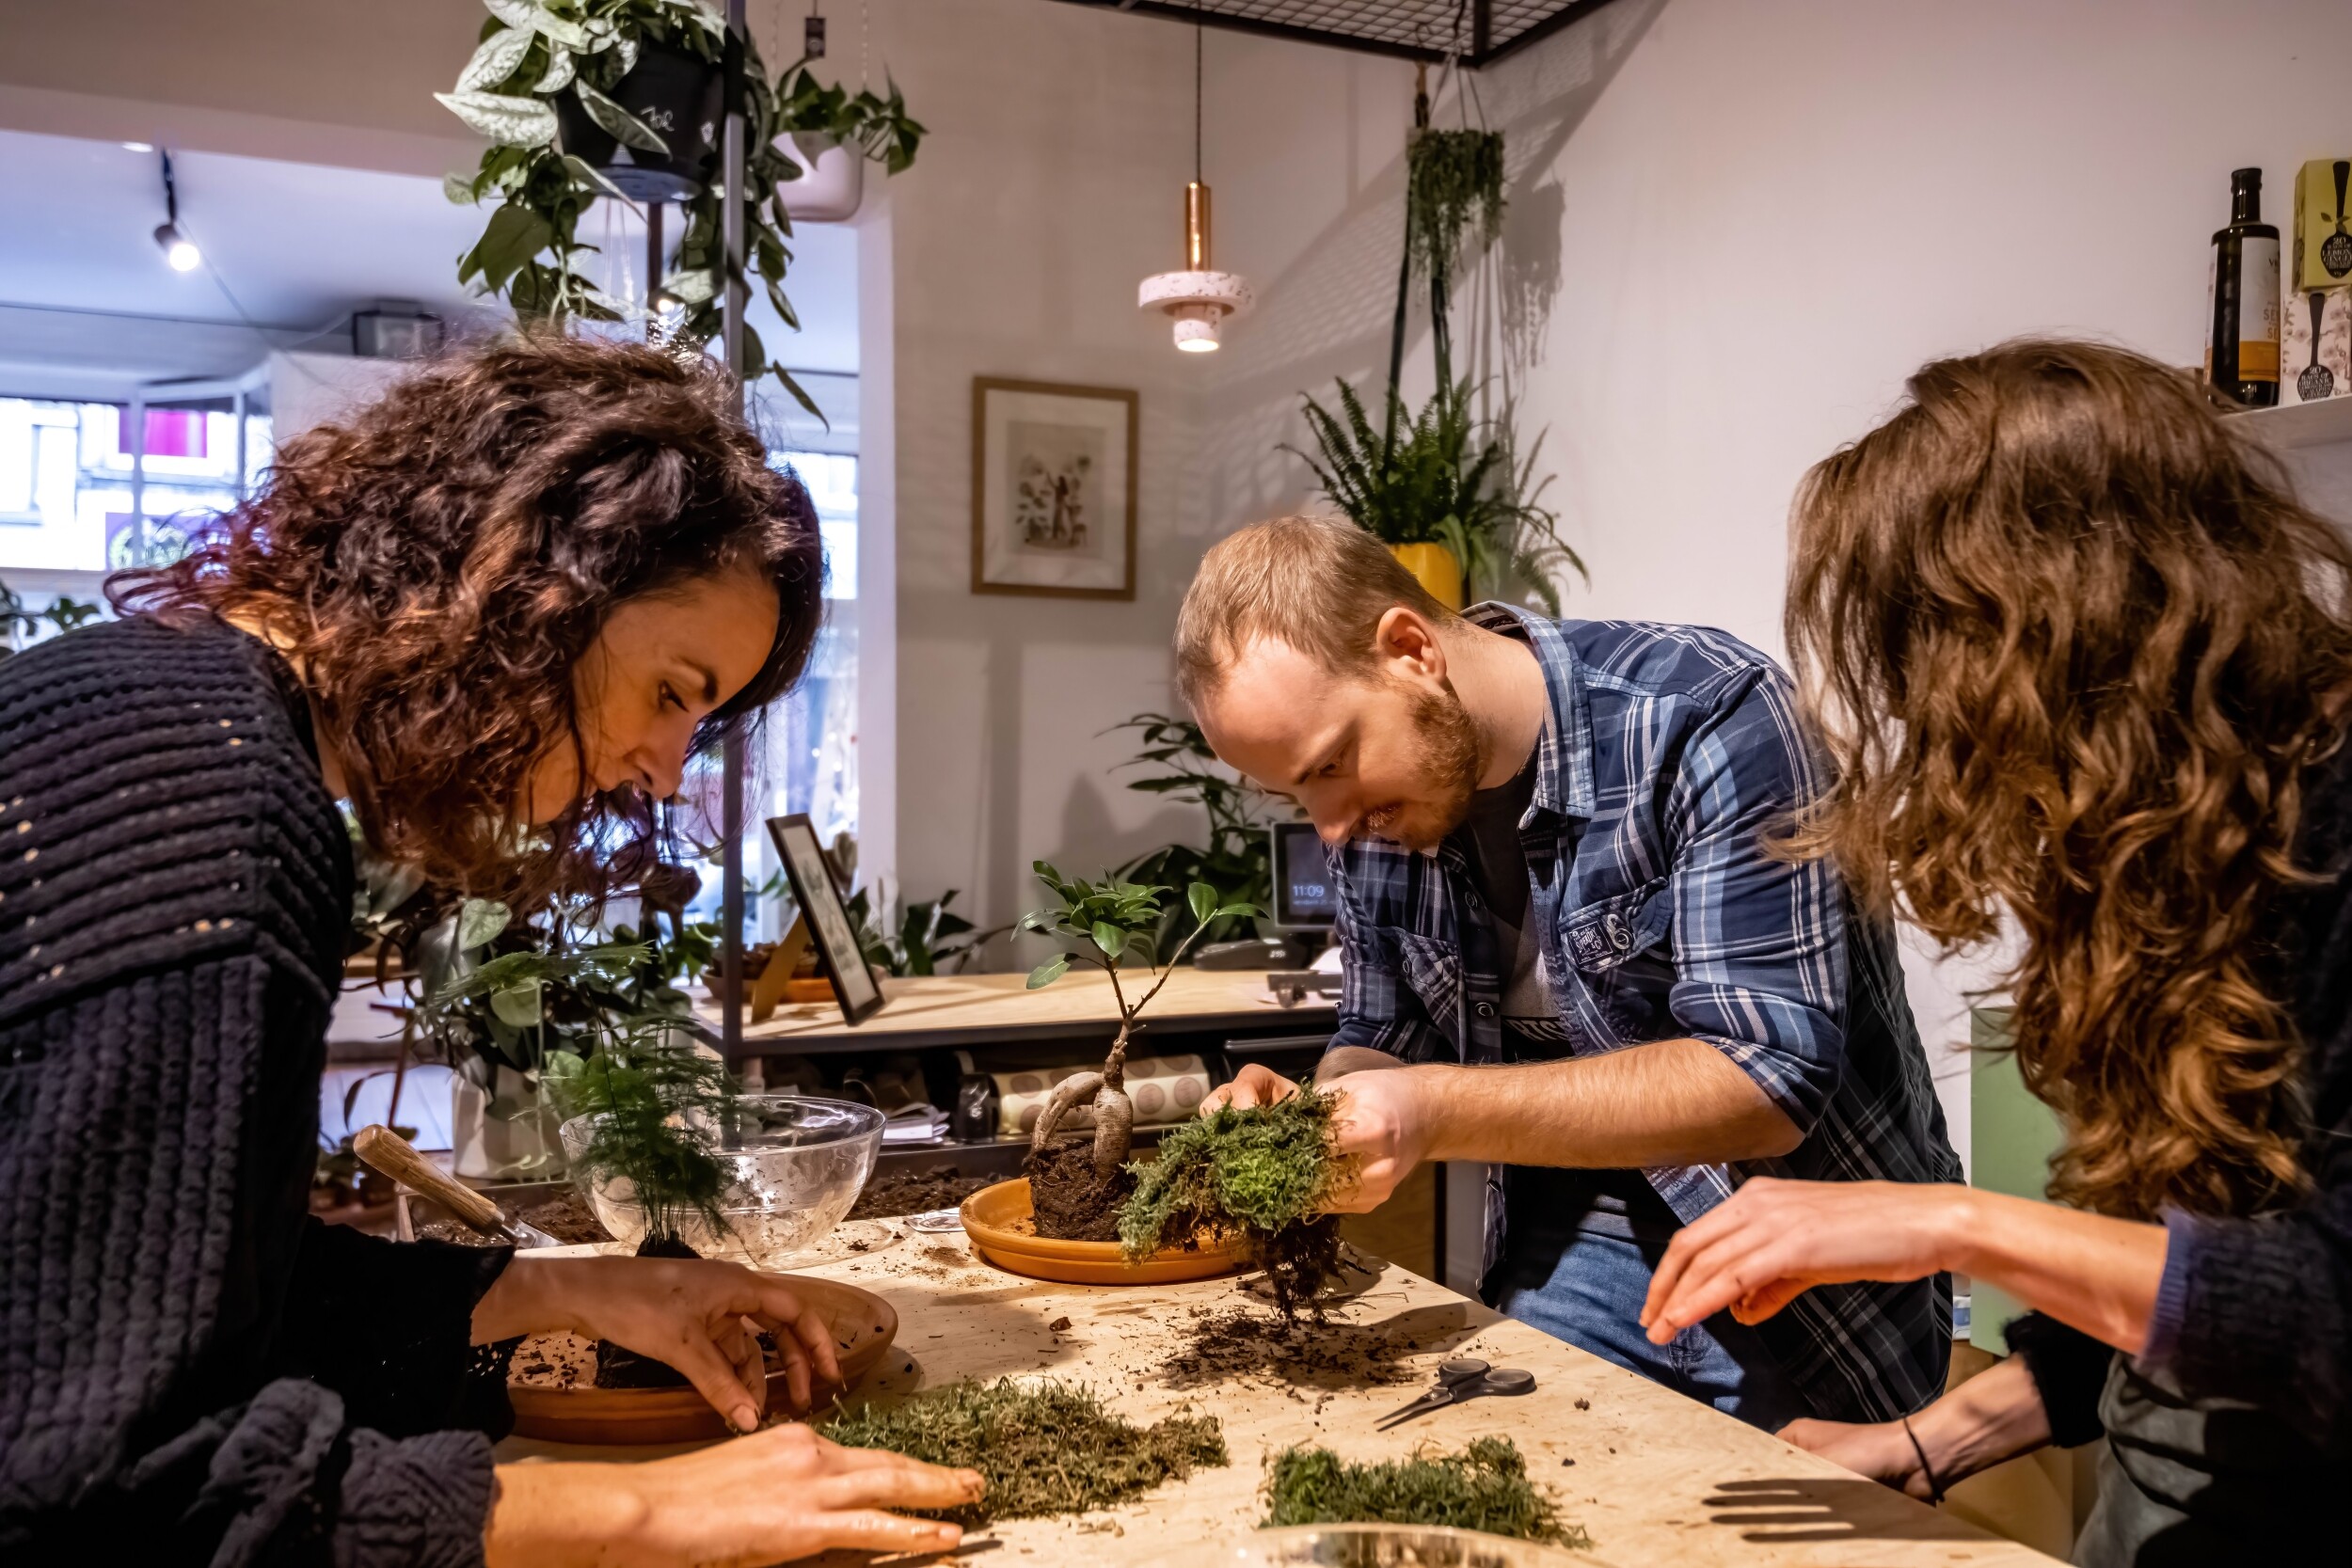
[1138,10,1249,352]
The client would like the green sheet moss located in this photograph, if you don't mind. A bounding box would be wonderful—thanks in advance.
[821,1379,1227,1526]
[1119,1083,1349,1319]
[1262,1436,1590,1548]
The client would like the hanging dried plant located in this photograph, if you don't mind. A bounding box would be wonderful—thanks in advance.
[1406,127,1505,287]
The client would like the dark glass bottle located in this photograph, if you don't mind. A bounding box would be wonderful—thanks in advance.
[2208,167,2281,408]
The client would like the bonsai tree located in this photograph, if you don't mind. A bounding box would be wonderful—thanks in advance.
[1017,863,1259,1181]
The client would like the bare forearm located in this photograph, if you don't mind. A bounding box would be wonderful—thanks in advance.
[487,1465,649,1568]
[1943,1190,2167,1354]
[1407,1040,1801,1169]
[1910,1355,2053,1483]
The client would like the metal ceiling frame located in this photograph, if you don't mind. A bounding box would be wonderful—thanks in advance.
[1051,0,1624,69]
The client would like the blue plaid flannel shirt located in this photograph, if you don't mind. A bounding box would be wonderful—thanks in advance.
[1327,606,1961,1423]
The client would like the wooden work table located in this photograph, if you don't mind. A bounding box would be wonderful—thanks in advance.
[500,1225,2058,1567]
[698,966,1338,1056]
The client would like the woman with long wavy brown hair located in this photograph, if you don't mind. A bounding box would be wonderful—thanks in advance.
[1639,339,2352,1561]
[0,334,978,1568]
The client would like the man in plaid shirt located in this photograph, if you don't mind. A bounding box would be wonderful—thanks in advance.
[1179,517,1959,1429]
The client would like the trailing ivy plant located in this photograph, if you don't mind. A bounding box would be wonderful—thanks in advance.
[1018,864,1261,1180]
[437,0,921,417]
[1109,713,1277,962]
[1291,376,1584,614]
[1406,127,1505,293]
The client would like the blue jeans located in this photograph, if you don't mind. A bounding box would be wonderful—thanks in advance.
[1490,1220,1809,1432]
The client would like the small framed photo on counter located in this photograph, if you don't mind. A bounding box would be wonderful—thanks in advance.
[970,376,1138,599]
[764,813,885,1025]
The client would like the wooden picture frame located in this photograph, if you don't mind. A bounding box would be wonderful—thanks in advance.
[764,814,885,1025]
[970,376,1139,599]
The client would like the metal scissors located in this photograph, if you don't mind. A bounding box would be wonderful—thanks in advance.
[1375,1357,1537,1430]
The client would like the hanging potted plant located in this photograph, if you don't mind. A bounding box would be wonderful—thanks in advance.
[771,59,924,224]
[437,0,922,420]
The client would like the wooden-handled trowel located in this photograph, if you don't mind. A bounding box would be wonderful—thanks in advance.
[355,1123,563,1247]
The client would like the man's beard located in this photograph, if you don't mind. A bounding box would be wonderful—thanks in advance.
[1360,684,1483,851]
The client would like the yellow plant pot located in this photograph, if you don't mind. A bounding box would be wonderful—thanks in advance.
[1390,542,1463,611]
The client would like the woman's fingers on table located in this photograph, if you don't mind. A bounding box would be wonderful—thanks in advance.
[814,1452,987,1512]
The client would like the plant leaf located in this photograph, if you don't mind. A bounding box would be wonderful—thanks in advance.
[573,79,669,155]
[443,169,482,205]
[437,89,558,147]
[456,898,511,952]
[459,200,554,291]
[561,152,628,200]
[535,45,577,94]
[489,978,543,1029]
[1026,955,1071,990]
[1091,920,1125,958]
[658,266,716,305]
[1187,882,1217,927]
[456,25,534,92]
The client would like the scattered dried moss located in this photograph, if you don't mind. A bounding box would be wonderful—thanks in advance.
[1263,1437,1590,1549]
[1120,1084,1350,1319]
[821,1379,1227,1526]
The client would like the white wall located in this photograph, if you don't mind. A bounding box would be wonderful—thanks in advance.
[1459,0,2352,1163]
[854,0,1419,958]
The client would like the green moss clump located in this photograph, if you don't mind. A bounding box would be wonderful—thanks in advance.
[1120,1084,1350,1320]
[1262,1436,1590,1548]
[821,1379,1227,1526]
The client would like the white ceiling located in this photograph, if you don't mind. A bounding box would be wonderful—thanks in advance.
[0,127,858,395]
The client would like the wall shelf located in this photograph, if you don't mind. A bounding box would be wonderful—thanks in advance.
[2229,395,2352,451]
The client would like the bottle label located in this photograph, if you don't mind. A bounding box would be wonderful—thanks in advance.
[2241,235,2281,380]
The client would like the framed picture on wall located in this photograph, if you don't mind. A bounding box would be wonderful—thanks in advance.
[971,376,1138,599]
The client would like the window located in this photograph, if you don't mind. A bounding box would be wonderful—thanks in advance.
[683,448,861,939]
[0,396,266,577]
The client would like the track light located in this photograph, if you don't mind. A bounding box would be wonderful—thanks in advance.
[152,150,200,272]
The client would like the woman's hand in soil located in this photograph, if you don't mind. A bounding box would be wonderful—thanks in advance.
[476,1254,841,1431]
[487,1423,982,1568]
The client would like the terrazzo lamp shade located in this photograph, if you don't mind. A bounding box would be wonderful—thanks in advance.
[1139,181,1250,352]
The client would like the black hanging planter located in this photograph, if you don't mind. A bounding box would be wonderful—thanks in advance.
[556,38,723,202]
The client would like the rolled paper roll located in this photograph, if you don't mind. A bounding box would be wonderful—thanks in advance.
[994,1053,1210,1137]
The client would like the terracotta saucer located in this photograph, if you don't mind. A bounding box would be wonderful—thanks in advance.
[507,1274,898,1445]
[959,1178,1248,1286]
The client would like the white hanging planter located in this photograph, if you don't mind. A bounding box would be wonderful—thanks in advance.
[450,1056,563,1180]
[776,132,864,223]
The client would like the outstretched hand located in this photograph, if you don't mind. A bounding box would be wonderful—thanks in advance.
[1640,1178,1968,1343]
[475,1253,843,1432]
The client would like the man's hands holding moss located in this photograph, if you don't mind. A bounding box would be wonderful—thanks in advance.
[1202,1056,1428,1212]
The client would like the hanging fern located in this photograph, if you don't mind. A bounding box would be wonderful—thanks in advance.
[1406,127,1505,287]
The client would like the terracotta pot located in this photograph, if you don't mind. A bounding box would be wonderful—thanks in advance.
[1391,542,1464,610]
[959,1178,1247,1286]
[506,1275,898,1444]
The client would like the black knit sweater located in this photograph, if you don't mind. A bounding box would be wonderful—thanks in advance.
[0,618,512,1566]
[2007,734,2352,1559]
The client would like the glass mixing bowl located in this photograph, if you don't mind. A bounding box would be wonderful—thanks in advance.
[559,1094,884,1265]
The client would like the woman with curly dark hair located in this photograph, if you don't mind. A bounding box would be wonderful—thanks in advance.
[1639,340,2352,1560]
[0,335,977,1568]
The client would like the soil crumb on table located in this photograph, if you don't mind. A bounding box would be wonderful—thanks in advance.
[413,1186,612,1246]
[848,1165,995,1221]
[1156,1304,1429,1391]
